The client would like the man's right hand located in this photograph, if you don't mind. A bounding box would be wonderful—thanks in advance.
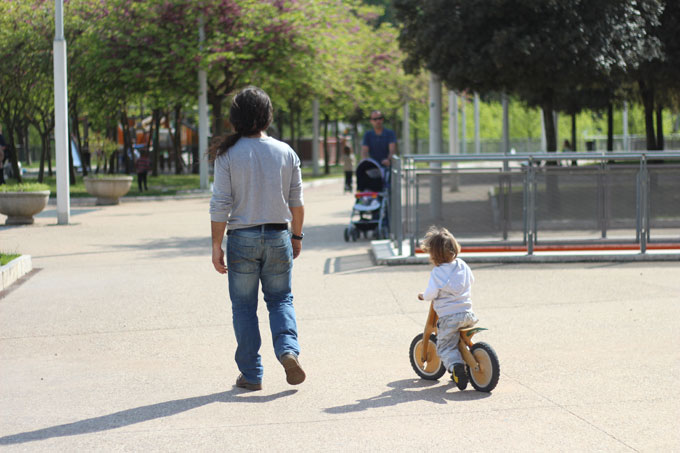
[212,245,227,274]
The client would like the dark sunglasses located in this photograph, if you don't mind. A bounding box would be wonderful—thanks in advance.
[370,116,384,121]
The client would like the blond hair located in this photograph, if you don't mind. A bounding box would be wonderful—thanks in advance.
[421,226,460,266]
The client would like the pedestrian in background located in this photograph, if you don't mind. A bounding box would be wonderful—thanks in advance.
[342,145,355,193]
[361,110,396,168]
[135,150,151,191]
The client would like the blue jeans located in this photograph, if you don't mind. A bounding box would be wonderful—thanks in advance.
[436,311,478,372]
[226,227,300,383]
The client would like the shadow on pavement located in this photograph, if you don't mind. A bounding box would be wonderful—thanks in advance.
[0,388,296,445]
[109,236,210,258]
[323,378,490,414]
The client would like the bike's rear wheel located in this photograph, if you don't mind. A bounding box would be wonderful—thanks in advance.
[409,333,446,380]
[466,342,500,392]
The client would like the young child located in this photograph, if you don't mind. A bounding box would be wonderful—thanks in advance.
[418,226,478,390]
[342,145,355,193]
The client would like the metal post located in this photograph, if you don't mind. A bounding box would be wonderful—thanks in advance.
[198,18,209,191]
[54,0,70,225]
[540,109,547,152]
[640,155,648,253]
[461,96,467,155]
[414,171,420,257]
[527,162,535,255]
[392,157,403,255]
[402,102,410,156]
[501,93,509,170]
[448,91,458,155]
[623,101,629,152]
[448,91,459,192]
[428,73,442,219]
[474,92,481,155]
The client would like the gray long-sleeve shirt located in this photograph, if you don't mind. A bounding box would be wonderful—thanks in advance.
[209,136,303,228]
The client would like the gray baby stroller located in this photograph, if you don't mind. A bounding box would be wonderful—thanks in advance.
[343,158,389,241]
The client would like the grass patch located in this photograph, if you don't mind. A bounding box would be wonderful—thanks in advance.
[13,166,344,199]
[0,253,20,266]
[0,183,50,192]
[301,164,344,180]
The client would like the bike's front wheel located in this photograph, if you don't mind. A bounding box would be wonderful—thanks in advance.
[409,333,446,380]
[467,342,500,392]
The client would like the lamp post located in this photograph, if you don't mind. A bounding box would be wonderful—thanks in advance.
[54,0,70,224]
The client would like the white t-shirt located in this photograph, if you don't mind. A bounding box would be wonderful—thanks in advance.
[422,258,474,317]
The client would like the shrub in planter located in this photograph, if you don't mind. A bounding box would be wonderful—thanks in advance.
[0,183,51,225]
[83,175,133,205]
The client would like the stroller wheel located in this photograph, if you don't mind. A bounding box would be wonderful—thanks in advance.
[343,227,350,242]
[351,229,359,241]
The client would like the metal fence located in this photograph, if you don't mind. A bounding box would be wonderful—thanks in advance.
[389,151,680,255]
[401,134,680,156]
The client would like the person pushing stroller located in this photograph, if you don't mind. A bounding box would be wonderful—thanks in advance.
[361,110,396,168]
[418,226,478,390]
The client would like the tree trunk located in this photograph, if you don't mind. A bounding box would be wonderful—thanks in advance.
[638,80,657,151]
[82,118,89,176]
[542,101,559,214]
[173,104,183,174]
[154,110,161,173]
[277,109,284,141]
[571,112,577,166]
[607,103,614,152]
[108,126,118,174]
[413,111,418,154]
[335,118,341,166]
[296,106,302,158]
[148,109,158,176]
[6,126,23,183]
[22,123,31,166]
[38,133,48,183]
[47,139,53,176]
[288,104,296,153]
[656,105,664,151]
[120,110,133,174]
[542,105,557,153]
[211,95,224,138]
[323,113,329,175]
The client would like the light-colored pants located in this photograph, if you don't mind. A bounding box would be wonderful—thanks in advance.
[436,311,478,372]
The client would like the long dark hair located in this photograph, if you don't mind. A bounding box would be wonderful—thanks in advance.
[209,86,273,161]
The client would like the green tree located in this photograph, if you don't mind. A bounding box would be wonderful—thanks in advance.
[394,0,661,152]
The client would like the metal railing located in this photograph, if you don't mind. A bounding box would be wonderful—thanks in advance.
[389,151,680,256]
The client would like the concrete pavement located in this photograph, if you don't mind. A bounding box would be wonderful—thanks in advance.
[1,179,679,452]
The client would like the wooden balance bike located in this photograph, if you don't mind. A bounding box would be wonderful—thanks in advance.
[409,301,500,392]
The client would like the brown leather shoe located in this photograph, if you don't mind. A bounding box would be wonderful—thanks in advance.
[280,353,306,385]
[235,374,262,391]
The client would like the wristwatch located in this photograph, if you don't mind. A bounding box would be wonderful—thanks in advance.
[291,232,304,241]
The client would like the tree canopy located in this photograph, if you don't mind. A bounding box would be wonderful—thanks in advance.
[394,0,671,151]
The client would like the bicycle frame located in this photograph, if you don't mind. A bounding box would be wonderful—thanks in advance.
[421,301,486,373]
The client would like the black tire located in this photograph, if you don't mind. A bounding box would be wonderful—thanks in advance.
[409,333,446,380]
[351,229,359,241]
[466,342,500,392]
[343,227,350,242]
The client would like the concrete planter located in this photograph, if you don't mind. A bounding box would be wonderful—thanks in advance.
[84,176,133,205]
[0,191,50,225]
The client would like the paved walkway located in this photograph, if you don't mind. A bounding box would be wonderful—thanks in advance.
[1,179,679,451]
